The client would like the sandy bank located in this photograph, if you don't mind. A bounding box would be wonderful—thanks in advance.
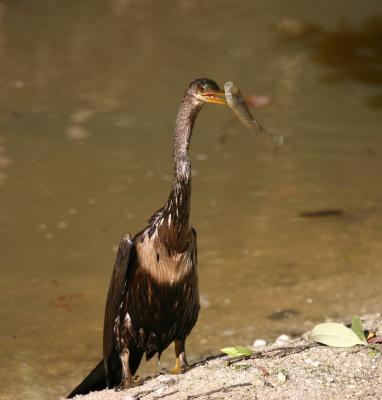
[67,315,381,400]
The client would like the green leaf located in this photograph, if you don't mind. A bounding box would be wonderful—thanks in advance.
[309,323,366,347]
[235,346,253,356]
[368,349,378,357]
[220,347,241,357]
[351,315,367,344]
[220,346,253,357]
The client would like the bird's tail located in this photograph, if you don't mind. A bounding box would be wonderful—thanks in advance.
[67,359,107,398]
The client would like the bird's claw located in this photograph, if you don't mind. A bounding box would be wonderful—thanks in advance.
[116,376,142,391]
[171,358,190,374]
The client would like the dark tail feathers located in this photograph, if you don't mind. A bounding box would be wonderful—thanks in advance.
[67,360,106,398]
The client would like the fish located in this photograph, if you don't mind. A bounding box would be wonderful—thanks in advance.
[224,81,283,147]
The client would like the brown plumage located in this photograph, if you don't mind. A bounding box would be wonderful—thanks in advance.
[67,78,226,398]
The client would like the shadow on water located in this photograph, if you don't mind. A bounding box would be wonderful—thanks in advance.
[276,15,382,109]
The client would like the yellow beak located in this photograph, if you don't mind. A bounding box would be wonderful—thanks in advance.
[201,89,227,105]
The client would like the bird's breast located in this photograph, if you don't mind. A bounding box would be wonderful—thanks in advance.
[115,229,199,357]
[135,231,196,285]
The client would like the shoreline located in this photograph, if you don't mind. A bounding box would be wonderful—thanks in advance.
[67,314,381,400]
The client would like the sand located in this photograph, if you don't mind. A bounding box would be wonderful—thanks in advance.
[66,314,382,400]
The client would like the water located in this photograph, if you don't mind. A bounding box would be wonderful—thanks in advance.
[0,1,381,398]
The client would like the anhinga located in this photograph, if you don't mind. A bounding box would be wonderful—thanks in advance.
[68,78,226,398]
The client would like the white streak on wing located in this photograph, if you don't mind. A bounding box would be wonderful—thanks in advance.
[168,214,172,226]
[123,312,134,338]
[114,315,120,341]
[124,312,132,325]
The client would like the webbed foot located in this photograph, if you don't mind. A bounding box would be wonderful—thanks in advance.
[171,339,190,374]
[171,357,190,374]
[116,376,142,391]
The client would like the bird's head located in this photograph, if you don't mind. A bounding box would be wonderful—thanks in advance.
[187,78,227,106]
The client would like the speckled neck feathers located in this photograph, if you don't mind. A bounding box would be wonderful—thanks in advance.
[165,96,202,245]
[146,94,203,252]
[172,95,202,200]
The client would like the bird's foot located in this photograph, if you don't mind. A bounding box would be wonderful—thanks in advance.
[133,375,143,385]
[116,376,143,391]
[171,357,190,374]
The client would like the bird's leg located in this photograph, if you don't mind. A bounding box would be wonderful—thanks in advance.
[157,354,162,373]
[117,349,134,390]
[172,339,190,374]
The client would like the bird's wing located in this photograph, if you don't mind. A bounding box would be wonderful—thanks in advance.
[191,227,197,265]
[103,233,133,365]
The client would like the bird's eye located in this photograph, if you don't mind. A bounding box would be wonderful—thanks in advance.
[198,84,205,92]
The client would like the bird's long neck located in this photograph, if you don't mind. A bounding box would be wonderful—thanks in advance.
[162,96,202,250]
[173,96,200,192]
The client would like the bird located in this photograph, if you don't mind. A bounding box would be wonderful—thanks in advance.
[67,78,226,398]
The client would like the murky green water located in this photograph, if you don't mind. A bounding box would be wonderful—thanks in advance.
[0,1,381,398]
